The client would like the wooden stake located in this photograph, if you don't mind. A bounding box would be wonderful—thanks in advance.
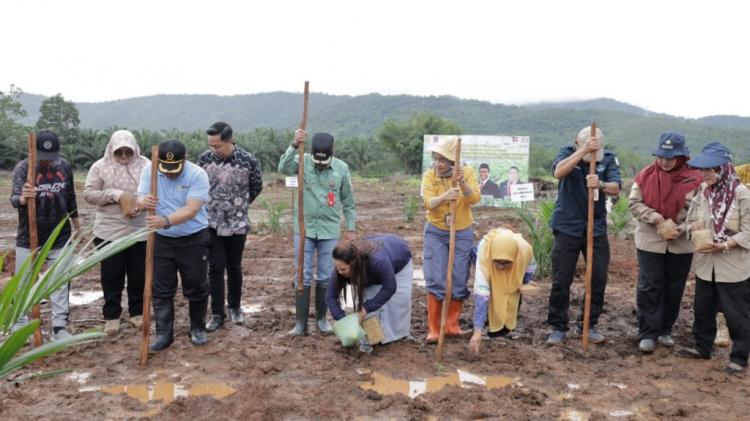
[26,132,43,347]
[296,81,309,291]
[582,122,597,351]
[139,145,159,366]
[436,137,462,363]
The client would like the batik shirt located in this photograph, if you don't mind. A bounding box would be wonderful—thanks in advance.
[197,146,263,236]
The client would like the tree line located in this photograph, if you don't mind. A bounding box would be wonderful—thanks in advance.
[1,85,656,179]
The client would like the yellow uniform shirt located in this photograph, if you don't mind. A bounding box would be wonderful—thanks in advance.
[421,165,481,231]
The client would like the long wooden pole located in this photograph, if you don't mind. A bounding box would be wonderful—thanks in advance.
[139,145,159,366]
[26,133,43,347]
[436,137,462,363]
[296,81,309,291]
[582,122,597,351]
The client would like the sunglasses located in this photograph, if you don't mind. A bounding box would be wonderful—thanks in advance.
[114,148,134,157]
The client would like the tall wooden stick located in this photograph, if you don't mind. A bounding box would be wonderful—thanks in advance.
[436,137,462,363]
[296,81,309,291]
[139,145,159,366]
[582,122,597,351]
[26,133,43,347]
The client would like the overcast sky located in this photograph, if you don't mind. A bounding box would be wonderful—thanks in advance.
[2,0,749,118]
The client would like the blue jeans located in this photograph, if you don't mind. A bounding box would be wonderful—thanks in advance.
[293,235,337,287]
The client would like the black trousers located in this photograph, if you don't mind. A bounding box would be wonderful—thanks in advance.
[693,275,750,367]
[547,232,610,331]
[208,228,247,316]
[636,250,692,339]
[153,229,210,303]
[93,237,146,320]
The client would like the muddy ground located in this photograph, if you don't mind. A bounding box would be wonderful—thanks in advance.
[1,172,749,420]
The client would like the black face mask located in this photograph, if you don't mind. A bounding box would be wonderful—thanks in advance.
[312,133,334,168]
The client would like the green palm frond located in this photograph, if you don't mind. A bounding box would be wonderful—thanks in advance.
[0,217,149,379]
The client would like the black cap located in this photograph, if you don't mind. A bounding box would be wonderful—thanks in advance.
[311,132,334,166]
[206,122,233,141]
[158,139,186,174]
[36,130,60,161]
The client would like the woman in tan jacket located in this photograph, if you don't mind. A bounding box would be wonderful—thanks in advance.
[84,130,148,335]
[682,142,750,374]
[629,133,701,353]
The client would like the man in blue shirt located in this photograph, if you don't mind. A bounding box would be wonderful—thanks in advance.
[137,140,211,350]
[546,126,621,345]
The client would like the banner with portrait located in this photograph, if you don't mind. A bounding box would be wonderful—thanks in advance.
[421,134,532,207]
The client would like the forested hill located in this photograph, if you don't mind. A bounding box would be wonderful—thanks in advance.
[16,92,750,162]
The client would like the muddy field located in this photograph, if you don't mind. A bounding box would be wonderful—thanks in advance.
[1,172,749,420]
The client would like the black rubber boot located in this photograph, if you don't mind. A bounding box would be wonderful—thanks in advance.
[288,286,311,336]
[189,298,209,346]
[149,298,174,352]
[315,284,333,334]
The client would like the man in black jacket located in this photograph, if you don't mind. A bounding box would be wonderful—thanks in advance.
[11,130,80,341]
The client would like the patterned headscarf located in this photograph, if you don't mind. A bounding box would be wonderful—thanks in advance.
[99,130,148,192]
[705,162,741,241]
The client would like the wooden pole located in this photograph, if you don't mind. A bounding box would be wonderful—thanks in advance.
[139,145,159,366]
[582,122,597,351]
[26,132,43,347]
[436,137,462,363]
[296,81,309,291]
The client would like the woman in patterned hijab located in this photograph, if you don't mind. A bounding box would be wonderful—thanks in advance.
[84,130,149,335]
[683,142,750,374]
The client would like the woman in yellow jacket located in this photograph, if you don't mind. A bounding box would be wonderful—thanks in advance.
[421,136,481,342]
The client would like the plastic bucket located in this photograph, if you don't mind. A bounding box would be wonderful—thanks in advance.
[333,313,365,347]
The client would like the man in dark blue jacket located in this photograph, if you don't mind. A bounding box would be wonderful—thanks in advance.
[546,126,621,345]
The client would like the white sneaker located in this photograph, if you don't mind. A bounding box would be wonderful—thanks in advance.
[104,319,120,335]
[51,327,72,341]
[129,315,143,329]
[715,314,730,347]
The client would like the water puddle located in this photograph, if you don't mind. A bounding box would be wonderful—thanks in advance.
[241,304,262,314]
[413,267,425,287]
[69,290,103,306]
[561,410,589,421]
[93,381,235,404]
[67,371,91,384]
[358,369,517,398]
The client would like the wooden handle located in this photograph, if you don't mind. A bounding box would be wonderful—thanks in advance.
[27,132,42,347]
[582,122,597,351]
[436,137,462,363]
[139,145,159,366]
[296,82,309,290]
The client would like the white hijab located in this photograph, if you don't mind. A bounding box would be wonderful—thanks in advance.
[98,130,148,191]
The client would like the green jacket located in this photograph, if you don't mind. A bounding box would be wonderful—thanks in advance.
[278,145,356,239]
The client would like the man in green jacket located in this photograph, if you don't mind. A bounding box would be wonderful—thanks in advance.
[279,130,356,336]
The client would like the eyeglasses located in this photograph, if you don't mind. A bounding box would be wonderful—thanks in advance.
[114,148,134,157]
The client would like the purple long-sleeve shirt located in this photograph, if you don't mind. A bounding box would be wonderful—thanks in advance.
[326,234,411,320]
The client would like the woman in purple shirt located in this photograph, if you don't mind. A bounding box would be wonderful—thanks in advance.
[327,234,413,351]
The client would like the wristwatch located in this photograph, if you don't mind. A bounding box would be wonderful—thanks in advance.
[163,215,172,229]
[598,180,606,190]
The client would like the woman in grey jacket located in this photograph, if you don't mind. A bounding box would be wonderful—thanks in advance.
[629,133,702,353]
[682,142,750,374]
[84,130,148,335]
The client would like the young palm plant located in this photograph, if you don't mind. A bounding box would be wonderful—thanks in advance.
[0,218,148,379]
